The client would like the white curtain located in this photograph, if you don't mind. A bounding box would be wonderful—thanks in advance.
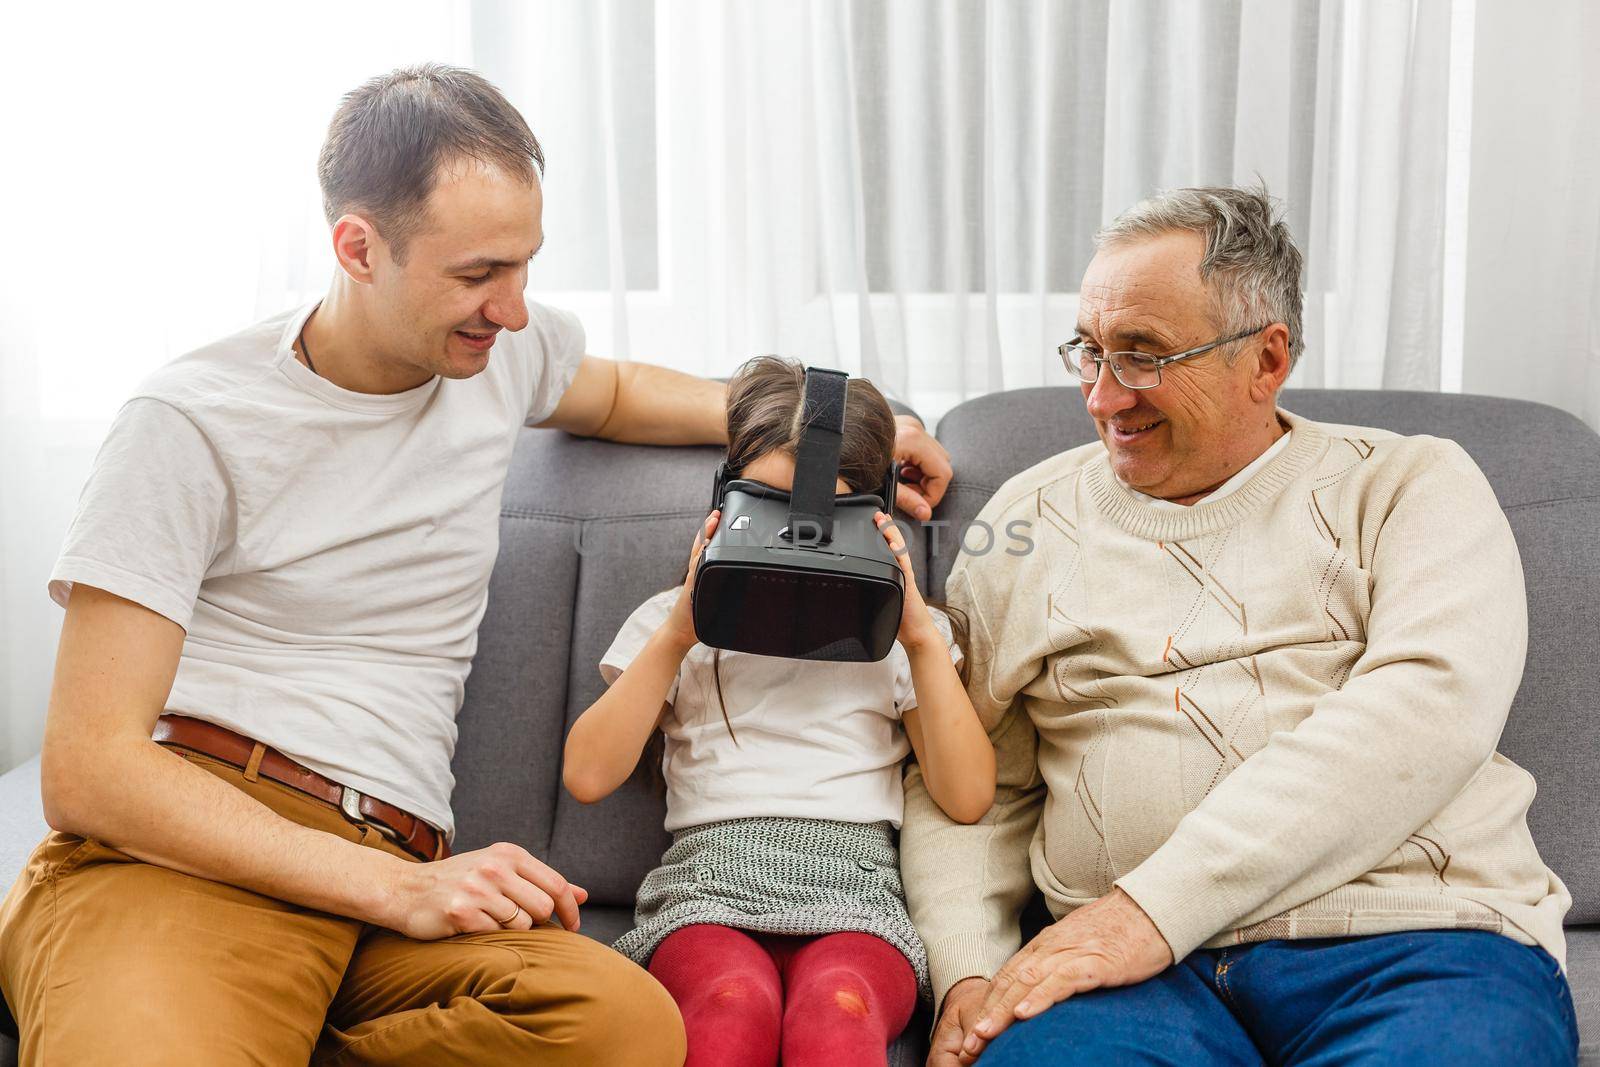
[3,0,1597,771]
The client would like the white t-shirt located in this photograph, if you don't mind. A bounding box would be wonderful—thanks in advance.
[49,300,586,836]
[599,589,964,832]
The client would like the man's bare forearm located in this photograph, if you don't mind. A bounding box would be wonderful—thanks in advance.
[40,584,413,929]
[48,737,409,925]
[597,362,727,445]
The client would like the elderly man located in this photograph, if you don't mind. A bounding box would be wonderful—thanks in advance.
[904,186,1577,1066]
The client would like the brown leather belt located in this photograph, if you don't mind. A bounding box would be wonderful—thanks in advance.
[154,714,449,863]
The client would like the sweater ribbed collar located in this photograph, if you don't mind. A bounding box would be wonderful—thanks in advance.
[1082,409,1329,542]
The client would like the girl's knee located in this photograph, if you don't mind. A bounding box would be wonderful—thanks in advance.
[785,968,916,1042]
[699,971,782,1016]
[788,972,885,1019]
[786,935,918,1026]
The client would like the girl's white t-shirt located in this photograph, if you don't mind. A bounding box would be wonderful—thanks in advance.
[600,589,963,831]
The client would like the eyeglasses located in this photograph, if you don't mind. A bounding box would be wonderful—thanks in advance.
[1058,324,1272,390]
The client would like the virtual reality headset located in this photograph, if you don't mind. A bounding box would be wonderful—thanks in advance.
[691,366,905,662]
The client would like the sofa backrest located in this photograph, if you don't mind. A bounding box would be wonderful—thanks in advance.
[929,387,1600,924]
[453,387,1598,923]
[450,434,705,904]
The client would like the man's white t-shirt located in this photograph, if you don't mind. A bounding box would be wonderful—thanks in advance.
[49,300,585,836]
[599,589,964,832]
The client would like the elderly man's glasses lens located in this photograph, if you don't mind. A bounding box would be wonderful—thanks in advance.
[1059,324,1272,390]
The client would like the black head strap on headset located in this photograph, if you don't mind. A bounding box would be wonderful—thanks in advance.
[785,367,848,544]
[709,365,898,540]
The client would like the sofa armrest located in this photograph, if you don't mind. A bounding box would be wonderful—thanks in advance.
[0,755,45,1049]
[0,757,46,892]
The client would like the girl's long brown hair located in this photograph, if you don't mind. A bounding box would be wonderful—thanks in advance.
[641,357,970,782]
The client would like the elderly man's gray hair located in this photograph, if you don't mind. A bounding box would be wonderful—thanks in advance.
[1095,185,1304,371]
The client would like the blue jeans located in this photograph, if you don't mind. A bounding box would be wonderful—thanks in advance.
[980,930,1578,1066]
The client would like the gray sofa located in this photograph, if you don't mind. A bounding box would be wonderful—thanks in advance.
[1,387,1596,1065]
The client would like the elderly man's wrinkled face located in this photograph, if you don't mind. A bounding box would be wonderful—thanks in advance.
[1076,231,1286,503]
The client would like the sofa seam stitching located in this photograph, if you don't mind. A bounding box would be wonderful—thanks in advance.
[1502,494,1600,513]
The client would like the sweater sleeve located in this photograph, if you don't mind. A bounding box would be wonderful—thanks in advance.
[1115,441,1529,960]
[901,547,1047,1009]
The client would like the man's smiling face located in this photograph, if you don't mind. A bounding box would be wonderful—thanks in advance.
[1075,230,1272,503]
[366,159,545,381]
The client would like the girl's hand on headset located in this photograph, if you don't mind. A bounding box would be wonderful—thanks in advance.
[875,511,943,651]
[664,509,719,650]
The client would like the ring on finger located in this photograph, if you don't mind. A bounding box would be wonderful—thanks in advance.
[492,903,522,927]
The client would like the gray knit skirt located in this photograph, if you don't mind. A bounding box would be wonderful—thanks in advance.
[613,816,931,1000]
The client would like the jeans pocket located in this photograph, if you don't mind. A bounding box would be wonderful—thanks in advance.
[26,832,99,882]
[49,834,132,880]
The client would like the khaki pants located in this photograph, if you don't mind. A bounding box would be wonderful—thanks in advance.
[0,749,685,1066]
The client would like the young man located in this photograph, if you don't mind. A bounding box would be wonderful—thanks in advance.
[0,65,952,1065]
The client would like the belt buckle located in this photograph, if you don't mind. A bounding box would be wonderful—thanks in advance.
[340,785,364,823]
[340,784,416,855]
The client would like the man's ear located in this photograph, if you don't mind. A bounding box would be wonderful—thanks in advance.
[330,213,382,284]
[1249,323,1293,403]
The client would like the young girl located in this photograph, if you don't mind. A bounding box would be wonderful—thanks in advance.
[563,357,995,1066]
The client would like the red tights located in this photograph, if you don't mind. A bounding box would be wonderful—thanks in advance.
[648,924,917,1067]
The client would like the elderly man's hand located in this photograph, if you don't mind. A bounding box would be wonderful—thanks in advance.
[926,976,990,1067]
[892,414,952,521]
[959,888,1173,1060]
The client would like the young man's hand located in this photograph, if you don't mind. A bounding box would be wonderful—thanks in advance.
[381,841,589,940]
[892,415,952,521]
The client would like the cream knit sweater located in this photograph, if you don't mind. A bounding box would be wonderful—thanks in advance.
[902,410,1571,1006]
